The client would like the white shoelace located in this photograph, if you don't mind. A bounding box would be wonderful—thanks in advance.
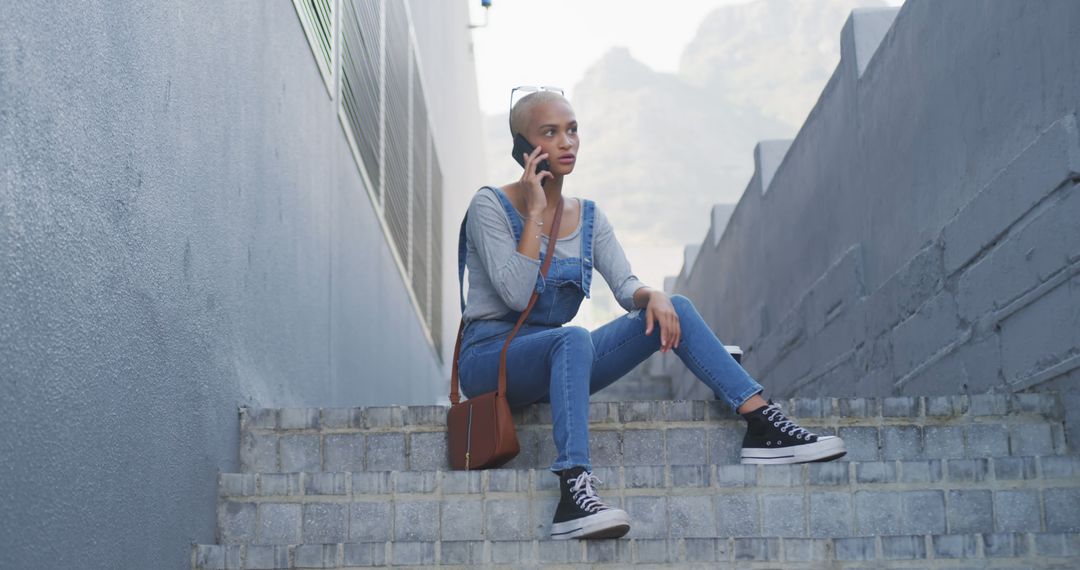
[569,471,610,513]
[762,402,815,440]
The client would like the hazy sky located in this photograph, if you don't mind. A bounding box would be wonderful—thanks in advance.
[468,0,904,116]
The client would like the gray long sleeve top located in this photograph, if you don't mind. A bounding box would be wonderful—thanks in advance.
[461,186,647,325]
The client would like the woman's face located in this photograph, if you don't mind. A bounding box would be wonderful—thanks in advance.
[525,99,579,177]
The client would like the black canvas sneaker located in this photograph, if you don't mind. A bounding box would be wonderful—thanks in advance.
[740,400,847,464]
[550,467,630,540]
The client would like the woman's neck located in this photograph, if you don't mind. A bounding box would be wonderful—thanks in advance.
[541,174,565,211]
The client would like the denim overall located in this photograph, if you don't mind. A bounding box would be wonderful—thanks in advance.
[458,186,596,355]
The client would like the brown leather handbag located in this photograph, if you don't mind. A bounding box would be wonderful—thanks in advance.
[447,195,565,470]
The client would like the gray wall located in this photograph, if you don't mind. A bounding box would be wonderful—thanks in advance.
[668,1,1080,404]
[0,1,485,568]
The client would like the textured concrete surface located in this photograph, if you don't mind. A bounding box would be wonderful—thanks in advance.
[668,1,1080,402]
[0,1,484,569]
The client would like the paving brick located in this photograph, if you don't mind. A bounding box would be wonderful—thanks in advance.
[219,473,257,497]
[394,470,437,493]
[708,426,744,464]
[305,472,347,495]
[404,405,444,426]
[783,538,828,562]
[365,433,406,471]
[407,432,446,471]
[393,500,439,541]
[901,490,946,534]
[671,465,709,487]
[486,468,528,493]
[538,539,581,563]
[619,401,660,423]
[440,540,485,565]
[714,464,756,487]
[591,430,622,466]
[440,497,483,541]
[881,535,926,560]
[279,408,320,430]
[948,490,993,533]
[343,542,386,567]
[666,427,707,465]
[349,502,391,541]
[855,491,901,534]
[220,501,256,543]
[882,426,923,460]
[484,499,530,540]
[1044,488,1080,532]
[761,464,802,487]
[683,537,717,562]
[1042,455,1080,479]
[363,406,404,429]
[882,396,921,417]
[302,503,349,543]
[965,424,1010,457]
[258,473,301,497]
[241,432,278,472]
[969,394,1010,416]
[294,544,336,568]
[245,408,278,429]
[926,395,968,417]
[490,540,533,564]
[856,461,896,484]
[664,400,706,421]
[623,465,665,489]
[351,471,391,495]
[391,541,435,566]
[838,427,880,461]
[761,493,805,537]
[994,489,1041,532]
[836,397,875,418]
[899,459,942,483]
[715,494,760,536]
[1033,532,1080,557]
[994,456,1038,480]
[440,470,481,495]
[808,462,849,485]
[323,433,365,472]
[279,435,320,472]
[669,495,717,537]
[257,503,301,544]
[924,426,965,459]
[932,533,979,559]
[1009,423,1057,455]
[244,545,289,569]
[834,536,876,561]
[982,532,1028,558]
[319,407,359,429]
[194,544,241,570]
[809,492,852,538]
[733,537,780,561]
[633,539,672,564]
[621,429,661,464]
[587,539,633,563]
[948,458,989,482]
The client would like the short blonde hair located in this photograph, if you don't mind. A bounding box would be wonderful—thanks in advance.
[509,90,570,139]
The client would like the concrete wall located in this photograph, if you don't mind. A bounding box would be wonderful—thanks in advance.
[0,1,485,568]
[668,1,1080,405]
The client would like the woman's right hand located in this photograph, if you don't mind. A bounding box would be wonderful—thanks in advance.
[519,144,552,214]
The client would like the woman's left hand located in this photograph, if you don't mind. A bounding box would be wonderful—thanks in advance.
[644,291,680,353]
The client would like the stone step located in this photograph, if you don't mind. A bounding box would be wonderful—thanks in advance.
[240,394,1068,473]
[193,532,1080,569]
[216,455,1080,545]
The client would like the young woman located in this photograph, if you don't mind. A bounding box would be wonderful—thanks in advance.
[456,88,846,540]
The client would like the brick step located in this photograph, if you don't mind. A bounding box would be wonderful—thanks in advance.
[240,395,1068,473]
[216,456,1080,545]
[193,532,1080,569]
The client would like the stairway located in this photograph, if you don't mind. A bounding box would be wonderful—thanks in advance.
[193,393,1080,568]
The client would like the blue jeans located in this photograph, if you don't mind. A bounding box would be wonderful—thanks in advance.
[457,294,764,472]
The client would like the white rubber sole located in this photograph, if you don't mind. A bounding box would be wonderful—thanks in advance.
[740,435,847,464]
[550,508,631,540]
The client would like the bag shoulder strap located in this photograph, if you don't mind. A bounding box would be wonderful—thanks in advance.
[450,194,564,405]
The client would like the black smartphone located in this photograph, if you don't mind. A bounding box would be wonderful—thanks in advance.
[512,133,551,185]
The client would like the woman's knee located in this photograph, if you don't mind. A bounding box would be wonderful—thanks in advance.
[554,325,594,354]
[670,293,696,315]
